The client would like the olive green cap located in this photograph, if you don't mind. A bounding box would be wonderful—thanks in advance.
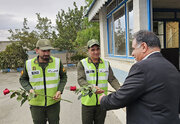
[36,39,54,50]
[87,39,100,48]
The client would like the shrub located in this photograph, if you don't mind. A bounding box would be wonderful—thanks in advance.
[0,42,28,70]
[70,53,87,64]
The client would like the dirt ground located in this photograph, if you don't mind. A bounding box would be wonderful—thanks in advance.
[0,67,121,124]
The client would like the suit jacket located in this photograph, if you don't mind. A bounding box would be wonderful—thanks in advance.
[101,52,180,124]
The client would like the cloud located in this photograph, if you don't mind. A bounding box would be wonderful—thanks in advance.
[0,0,85,41]
[0,30,11,41]
[0,14,23,30]
[0,14,36,41]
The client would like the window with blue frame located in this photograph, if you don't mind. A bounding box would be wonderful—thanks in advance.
[107,0,133,58]
[114,5,126,55]
[108,17,113,54]
[127,0,133,55]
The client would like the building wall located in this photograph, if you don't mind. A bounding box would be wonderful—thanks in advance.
[133,0,149,32]
[99,6,108,59]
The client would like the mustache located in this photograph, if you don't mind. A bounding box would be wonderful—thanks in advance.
[43,55,50,58]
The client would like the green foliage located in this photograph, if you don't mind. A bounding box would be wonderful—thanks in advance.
[35,13,53,39]
[75,17,100,55]
[8,14,53,50]
[70,53,87,64]
[0,51,9,69]
[6,1,99,66]
[53,2,85,64]
[8,18,39,50]
[75,24,100,47]
[73,85,97,100]
[85,0,94,7]
[0,42,28,69]
[9,88,31,106]
[6,88,72,106]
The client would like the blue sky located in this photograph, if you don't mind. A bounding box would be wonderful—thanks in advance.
[0,0,85,41]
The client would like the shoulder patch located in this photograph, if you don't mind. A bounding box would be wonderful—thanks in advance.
[63,67,66,72]
[32,66,36,70]
[21,70,24,76]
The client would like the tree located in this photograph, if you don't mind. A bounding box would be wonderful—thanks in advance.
[85,0,94,7]
[53,2,84,64]
[75,18,100,47]
[0,42,28,70]
[8,14,54,50]
[35,13,53,40]
[74,6,100,55]
[69,0,100,62]
[8,18,39,50]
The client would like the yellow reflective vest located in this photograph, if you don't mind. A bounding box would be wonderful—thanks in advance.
[26,56,60,106]
[81,57,109,106]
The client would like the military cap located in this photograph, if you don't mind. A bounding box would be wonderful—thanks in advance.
[36,39,54,50]
[87,39,100,48]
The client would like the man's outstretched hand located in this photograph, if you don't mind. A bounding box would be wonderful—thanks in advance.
[94,86,104,94]
[53,91,61,101]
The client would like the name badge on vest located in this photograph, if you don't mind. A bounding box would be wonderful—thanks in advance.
[31,70,40,75]
[86,70,95,74]
[99,69,108,73]
[48,69,58,73]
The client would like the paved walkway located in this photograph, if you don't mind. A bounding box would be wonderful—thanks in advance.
[0,67,121,124]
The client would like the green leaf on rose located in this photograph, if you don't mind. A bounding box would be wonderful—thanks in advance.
[89,92,93,97]
[17,95,22,101]
[78,94,82,100]
[15,91,20,95]
[10,92,16,98]
[28,93,35,100]
[21,91,26,97]
[21,98,27,106]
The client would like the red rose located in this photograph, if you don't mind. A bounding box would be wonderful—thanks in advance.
[70,86,76,91]
[3,88,10,95]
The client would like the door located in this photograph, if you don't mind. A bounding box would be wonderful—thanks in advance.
[153,21,180,70]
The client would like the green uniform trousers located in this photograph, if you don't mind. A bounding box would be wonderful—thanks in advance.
[30,102,60,124]
[82,104,106,124]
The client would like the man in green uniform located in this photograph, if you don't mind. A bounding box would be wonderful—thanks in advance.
[20,39,67,124]
[77,39,120,124]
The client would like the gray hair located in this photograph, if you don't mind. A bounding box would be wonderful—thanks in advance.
[133,30,161,48]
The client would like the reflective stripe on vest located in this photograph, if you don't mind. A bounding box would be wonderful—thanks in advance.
[32,83,58,90]
[26,56,60,106]
[26,57,60,83]
[92,83,108,88]
[81,58,109,106]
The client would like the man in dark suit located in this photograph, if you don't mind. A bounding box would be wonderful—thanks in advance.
[99,30,180,124]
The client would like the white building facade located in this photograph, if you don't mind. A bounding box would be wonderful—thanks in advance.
[86,0,180,123]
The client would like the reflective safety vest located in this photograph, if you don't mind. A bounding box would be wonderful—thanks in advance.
[26,56,60,106]
[81,57,109,106]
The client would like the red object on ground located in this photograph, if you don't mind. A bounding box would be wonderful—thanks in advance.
[3,88,10,95]
[70,86,77,91]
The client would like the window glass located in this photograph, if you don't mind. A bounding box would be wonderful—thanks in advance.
[166,22,179,48]
[153,21,164,48]
[113,6,126,55]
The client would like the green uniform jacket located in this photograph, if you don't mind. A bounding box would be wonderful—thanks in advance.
[19,56,67,105]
